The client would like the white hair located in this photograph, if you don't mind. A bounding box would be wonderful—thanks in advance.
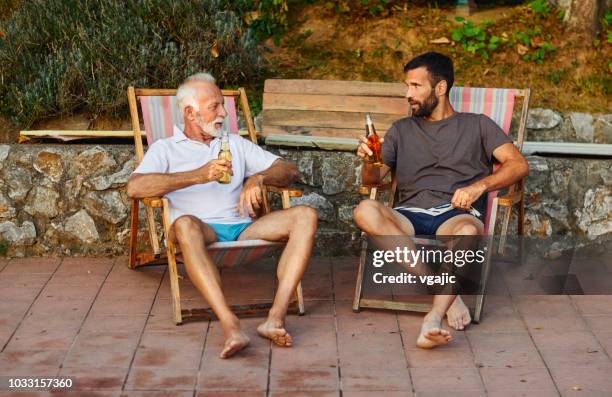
[176,72,217,113]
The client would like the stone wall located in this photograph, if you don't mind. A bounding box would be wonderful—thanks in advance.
[0,142,610,257]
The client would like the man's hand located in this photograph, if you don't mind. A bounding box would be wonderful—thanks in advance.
[451,183,486,211]
[193,159,232,184]
[356,136,384,159]
[239,174,265,218]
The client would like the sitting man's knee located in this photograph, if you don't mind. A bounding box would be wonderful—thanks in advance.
[353,199,378,224]
[173,215,202,240]
[454,221,480,236]
[293,205,318,228]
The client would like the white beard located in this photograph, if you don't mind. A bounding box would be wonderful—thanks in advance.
[197,114,225,137]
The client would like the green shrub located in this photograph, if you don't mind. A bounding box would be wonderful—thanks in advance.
[0,0,266,128]
[0,239,8,256]
[450,17,500,60]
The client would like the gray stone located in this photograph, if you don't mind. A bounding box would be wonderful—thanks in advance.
[33,150,64,182]
[575,187,612,238]
[70,146,117,178]
[322,154,359,195]
[524,213,552,236]
[0,145,10,169]
[526,156,549,172]
[338,204,356,224]
[543,202,570,230]
[570,112,595,142]
[527,108,561,130]
[0,221,36,245]
[594,115,612,144]
[5,168,32,204]
[24,187,60,218]
[87,158,136,190]
[64,210,99,243]
[83,191,128,224]
[290,192,334,222]
[0,193,16,219]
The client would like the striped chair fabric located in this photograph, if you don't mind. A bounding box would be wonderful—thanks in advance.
[139,95,240,145]
[449,87,517,234]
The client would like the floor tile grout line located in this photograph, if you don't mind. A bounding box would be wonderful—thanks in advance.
[330,257,342,397]
[569,295,612,364]
[120,263,167,392]
[0,259,8,272]
[509,294,563,396]
[394,313,416,396]
[195,318,211,393]
[0,257,63,355]
[464,314,489,396]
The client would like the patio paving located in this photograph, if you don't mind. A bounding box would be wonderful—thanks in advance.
[0,256,611,396]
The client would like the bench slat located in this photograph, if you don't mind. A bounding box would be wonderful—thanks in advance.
[263,93,410,114]
[263,125,366,139]
[262,109,402,132]
[264,79,406,97]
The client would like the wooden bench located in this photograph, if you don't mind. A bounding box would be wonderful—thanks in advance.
[261,79,410,150]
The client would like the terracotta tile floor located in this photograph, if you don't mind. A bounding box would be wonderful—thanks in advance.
[0,256,611,396]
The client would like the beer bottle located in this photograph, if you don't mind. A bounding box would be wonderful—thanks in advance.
[218,130,232,184]
[365,113,382,167]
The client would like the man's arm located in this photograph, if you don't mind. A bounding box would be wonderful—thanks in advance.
[451,143,529,210]
[126,159,232,199]
[254,159,301,187]
[239,159,301,218]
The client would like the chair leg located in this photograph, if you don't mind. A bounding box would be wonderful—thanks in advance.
[352,236,368,313]
[295,281,305,316]
[145,205,161,255]
[167,241,183,325]
[473,294,486,324]
[128,199,139,269]
[498,205,512,255]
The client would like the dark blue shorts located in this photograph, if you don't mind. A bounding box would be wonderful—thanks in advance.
[395,208,483,236]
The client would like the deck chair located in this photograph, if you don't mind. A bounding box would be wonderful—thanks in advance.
[353,86,530,323]
[126,87,305,325]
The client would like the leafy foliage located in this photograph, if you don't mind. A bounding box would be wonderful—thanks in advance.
[450,17,500,60]
[250,0,291,45]
[528,0,550,16]
[0,0,266,128]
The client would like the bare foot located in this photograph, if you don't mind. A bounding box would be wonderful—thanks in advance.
[416,313,452,349]
[257,319,292,347]
[220,331,250,359]
[446,295,472,331]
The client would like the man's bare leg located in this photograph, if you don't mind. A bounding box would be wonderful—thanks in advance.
[435,215,484,331]
[354,200,452,347]
[170,215,249,358]
[353,200,432,276]
[417,216,483,347]
[238,205,317,347]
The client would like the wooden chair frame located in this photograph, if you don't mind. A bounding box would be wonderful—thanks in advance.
[126,87,304,324]
[353,88,531,324]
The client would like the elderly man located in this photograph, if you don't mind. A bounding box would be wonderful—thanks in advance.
[354,52,529,348]
[127,73,317,358]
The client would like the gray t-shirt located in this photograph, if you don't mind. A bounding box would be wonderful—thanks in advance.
[381,112,512,214]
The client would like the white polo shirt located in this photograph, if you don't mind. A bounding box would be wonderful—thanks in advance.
[134,126,279,225]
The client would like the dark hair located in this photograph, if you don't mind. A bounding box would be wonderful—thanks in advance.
[403,52,454,96]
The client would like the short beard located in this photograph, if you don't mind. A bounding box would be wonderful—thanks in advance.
[412,91,439,118]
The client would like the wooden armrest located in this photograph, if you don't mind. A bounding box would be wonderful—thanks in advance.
[358,183,393,195]
[497,191,522,207]
[141,197,164,208]
[265,185,303,197]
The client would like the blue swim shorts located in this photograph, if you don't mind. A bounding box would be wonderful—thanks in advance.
[208,222,253,242]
